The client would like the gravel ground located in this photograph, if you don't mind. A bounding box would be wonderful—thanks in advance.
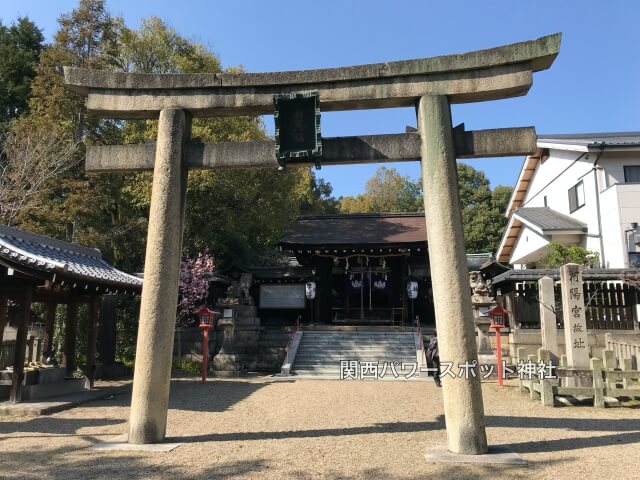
[0,376,639,480]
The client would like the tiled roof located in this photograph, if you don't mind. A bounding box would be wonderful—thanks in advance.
[466,253,495,270]
[492,268,640,284]
[513,207,587,232]
[0,224,142,290]
[538,132,640,148]
[279,213,427,247]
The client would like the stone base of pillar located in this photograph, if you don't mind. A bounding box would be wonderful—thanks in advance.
[425,444,525,465]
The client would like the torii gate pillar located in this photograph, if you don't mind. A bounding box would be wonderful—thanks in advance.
[129,108,190,444]
[418,95,487,454]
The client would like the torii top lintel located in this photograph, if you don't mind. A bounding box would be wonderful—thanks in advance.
[64,33,560,120]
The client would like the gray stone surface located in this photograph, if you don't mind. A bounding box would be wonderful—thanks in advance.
[0,381,130,416]
[92,434,181,452]
[128,108,189,445]
[85,127,536,173]
[539,276,559,363]
[65,34,559,91]
[64,34,560,118]
[418,94,488,455]
[560,264,590,369]
[424,444,525,465]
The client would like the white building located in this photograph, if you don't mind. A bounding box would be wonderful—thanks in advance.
[497,132,640,269]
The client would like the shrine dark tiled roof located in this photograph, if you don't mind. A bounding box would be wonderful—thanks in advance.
[0,224,142,290]
[279,213,427,246]
[491,268,640,284]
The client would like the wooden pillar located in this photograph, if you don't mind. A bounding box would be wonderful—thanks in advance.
[317,258,332,323]
[0,292,8,347]
[63,301,79,376]
[42,302,57,361]
[26,335,35,363]
[98,295,117,365]
[10,287,33,403]
[86,296,101,388]
[401,256,409,324]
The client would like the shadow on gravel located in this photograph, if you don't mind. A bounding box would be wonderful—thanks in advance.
[487,415,640,432]
[506,430,640,454]
[488,415,640,454]
[171,418,446,444]
[287,457,573,480]
[0,446,269,480]
[0,416,125,439]
[167,379,280,412]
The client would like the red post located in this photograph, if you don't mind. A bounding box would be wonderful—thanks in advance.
[201,326,209,384]
[197,306,218,384]
[494,325,503,386]
[488,305,508,387]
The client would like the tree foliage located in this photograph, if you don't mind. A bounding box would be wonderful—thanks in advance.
[340,167,423,213]
[456,164,512,254]
[8,0,337,273]
[539,242,600,268]
[0,17,44,126]
[338,164,513,253]
[0,118,78,225]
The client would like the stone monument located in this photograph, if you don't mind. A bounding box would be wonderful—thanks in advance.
[560,263,590,386]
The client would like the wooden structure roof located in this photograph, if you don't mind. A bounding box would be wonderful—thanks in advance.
[0,224,142,295]
[279,213,427,249]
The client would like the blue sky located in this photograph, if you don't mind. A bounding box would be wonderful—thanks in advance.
[1,1,638,197]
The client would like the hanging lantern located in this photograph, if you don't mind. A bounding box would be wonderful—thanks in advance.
[305,281,317,300]
[407,280,419,299]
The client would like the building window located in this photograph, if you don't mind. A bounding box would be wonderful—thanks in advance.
[624,166,640,183]
[629,252,640,268]
[568,181,585,213]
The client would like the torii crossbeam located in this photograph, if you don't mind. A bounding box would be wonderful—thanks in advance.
[65,33,561,454]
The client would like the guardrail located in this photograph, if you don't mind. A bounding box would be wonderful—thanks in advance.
[415,315,428,366]
[284,315,302,368]
[519,347,640,407]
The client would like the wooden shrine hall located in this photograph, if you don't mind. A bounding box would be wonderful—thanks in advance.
[0,224,142,402]
[275,213,434,326]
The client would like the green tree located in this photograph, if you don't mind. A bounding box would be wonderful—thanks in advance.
[338,163,512,253]
[339,166,423,213]
[0,17,44,126]
[112,16,323,268]
[540,242,600,268]
[457,163,513,253]
[299,173,340,215]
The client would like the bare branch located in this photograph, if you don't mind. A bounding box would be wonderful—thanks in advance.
[0,120,81,225]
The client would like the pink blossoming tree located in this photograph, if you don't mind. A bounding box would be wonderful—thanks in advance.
[177,251,215,327]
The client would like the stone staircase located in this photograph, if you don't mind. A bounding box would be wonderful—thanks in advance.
[292,330,420,378]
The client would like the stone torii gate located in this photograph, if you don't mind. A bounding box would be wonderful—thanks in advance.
[65,33,561,453]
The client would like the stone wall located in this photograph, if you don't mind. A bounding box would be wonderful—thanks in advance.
[507,329,640,364]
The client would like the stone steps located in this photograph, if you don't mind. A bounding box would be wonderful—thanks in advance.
[292,330,419,379]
